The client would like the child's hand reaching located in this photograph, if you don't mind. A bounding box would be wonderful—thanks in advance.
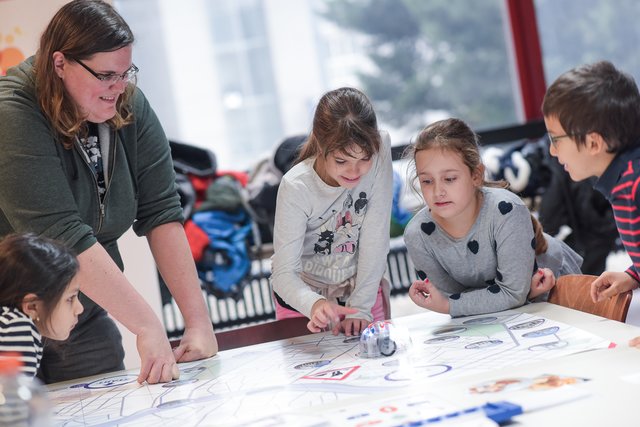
[629,336,640,348]
[591,271,639,303]
[308,299,358,335]
[529,268,556,300]
[409,279,450,314]
[341,317,369,337]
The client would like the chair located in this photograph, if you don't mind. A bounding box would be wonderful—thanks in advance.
[548,274,633,322]
[172,317,311,352]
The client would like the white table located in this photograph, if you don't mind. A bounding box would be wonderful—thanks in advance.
[470,303,640,426]
[47,302,640,426]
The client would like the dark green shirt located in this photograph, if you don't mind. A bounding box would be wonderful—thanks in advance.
[0,57,184,271]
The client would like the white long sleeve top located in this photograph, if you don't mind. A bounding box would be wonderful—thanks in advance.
[271,131,393,320]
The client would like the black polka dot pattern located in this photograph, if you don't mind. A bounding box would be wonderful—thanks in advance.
[487,284,501,294]
[531,237,536,250]
[498,201,513,215]
[416,270,427,281]
[450,293,461,300]
[496,271,503,281]
[467,240,479,254]
[421,222,436,235]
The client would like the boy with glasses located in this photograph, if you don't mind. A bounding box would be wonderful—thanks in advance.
[542,60,640,347]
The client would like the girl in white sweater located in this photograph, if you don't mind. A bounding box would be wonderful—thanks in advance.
[271,87,393,336]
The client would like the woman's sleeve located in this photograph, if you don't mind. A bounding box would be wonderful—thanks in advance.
[129,89,184,236]
[0,86,95,253]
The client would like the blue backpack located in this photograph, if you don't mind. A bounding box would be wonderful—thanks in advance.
[192,209,253,297]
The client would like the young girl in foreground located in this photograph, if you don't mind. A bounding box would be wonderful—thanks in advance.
[404,118,582,316]
[0,234,83,377]
[271,87,393,336]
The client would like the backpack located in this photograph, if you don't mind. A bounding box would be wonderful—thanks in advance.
[246,135,306,243]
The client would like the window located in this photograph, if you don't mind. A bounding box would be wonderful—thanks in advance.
[535,0,640,86]
[116,0,520,169]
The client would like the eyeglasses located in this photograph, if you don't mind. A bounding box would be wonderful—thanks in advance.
[75,59,139,85]
[548,133,570,149]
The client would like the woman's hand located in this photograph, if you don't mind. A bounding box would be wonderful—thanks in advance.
[172,325,218,363]
[529,268,556,299]
[136,325,180,384]
[308,299,357,334]
[408,279,450,314]
[590,271,639,303]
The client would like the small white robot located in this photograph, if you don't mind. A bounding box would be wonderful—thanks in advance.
[359,320,400,358]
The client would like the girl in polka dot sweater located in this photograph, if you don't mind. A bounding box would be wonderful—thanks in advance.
[403,118,582,316]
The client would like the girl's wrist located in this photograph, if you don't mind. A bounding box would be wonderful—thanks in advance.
[310,298,327,317]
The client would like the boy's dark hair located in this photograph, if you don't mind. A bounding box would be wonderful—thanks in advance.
[0,233,79,324]
[542,61,640,153]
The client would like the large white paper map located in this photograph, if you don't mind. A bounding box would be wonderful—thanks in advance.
[48,310,612,426]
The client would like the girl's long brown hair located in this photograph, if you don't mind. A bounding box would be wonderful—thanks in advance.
[34,0,135,149]
[297,87,381,162]
[531,214,549,255]
[406,118,549,253]
[406,118,508,191]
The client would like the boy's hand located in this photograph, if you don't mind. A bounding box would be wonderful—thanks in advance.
[409,279,450,314]
[629,336,640,348]
[308,300,357,334]
[590,271,639,303]
[529,268,556,299]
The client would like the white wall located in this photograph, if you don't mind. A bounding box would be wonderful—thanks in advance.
[0,0,69,72]
[0,0,161,370]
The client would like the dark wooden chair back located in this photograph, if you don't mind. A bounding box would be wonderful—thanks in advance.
[172,317,310,352]
[548,274,632,322]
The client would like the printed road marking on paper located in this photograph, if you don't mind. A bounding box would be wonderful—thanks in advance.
[48,310,611,426]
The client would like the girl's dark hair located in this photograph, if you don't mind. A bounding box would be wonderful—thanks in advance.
[406,118,508,190]
[34,0,135,149]
[297,87,381,162]
[0,233,79,326]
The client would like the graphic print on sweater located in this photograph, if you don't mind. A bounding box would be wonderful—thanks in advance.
[312,191,368,257]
